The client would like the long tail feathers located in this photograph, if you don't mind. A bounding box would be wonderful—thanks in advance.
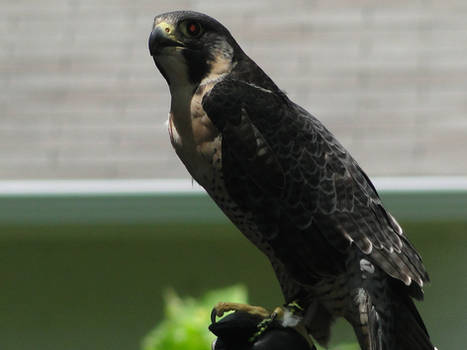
[392,293,435,350]
[352,284,436,350]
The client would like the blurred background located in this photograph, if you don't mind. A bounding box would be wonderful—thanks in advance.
[1,0,466,350]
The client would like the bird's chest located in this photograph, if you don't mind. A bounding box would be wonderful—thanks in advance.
[168,89,271,249]
[168,85,223,191]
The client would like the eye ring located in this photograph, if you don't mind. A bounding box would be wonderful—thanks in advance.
[182,21,203,37]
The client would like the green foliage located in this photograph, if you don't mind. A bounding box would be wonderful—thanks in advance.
[142,284,358,350]
[142,285,247,350]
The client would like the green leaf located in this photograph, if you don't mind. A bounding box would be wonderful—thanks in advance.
[142,285,247,350]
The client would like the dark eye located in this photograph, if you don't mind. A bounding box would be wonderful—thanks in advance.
[183,21,203,37]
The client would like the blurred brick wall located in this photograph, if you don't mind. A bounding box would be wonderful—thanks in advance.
[1,0,466,179]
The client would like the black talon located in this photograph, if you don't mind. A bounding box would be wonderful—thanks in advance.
[211,307,218,324]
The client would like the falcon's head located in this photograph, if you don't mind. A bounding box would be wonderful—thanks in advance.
[149,11,243,88]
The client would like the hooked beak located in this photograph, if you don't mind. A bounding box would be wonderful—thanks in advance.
[148,26,183,56]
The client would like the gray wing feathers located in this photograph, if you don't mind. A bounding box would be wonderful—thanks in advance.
[203,79,429,291]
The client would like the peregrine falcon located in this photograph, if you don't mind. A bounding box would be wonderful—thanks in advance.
[149,11,435,350]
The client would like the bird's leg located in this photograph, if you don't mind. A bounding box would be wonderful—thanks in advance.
[211,301,278,342]
[211,301,271,322]
[211,300,303,321]
[211,300,315,349]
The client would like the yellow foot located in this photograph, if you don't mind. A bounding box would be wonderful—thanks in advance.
[210,300,315,349]
[210,301,305,324]
[211,302,271,323]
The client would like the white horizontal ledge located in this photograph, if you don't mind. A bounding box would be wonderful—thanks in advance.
[0,177,465,226]
[0,179,205,196]
[0,177,466,196]
[372,176,467,192]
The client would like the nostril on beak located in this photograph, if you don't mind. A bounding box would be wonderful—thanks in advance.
[148,26,181,56]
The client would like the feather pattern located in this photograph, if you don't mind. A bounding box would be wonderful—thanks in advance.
[203,78,429,293]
